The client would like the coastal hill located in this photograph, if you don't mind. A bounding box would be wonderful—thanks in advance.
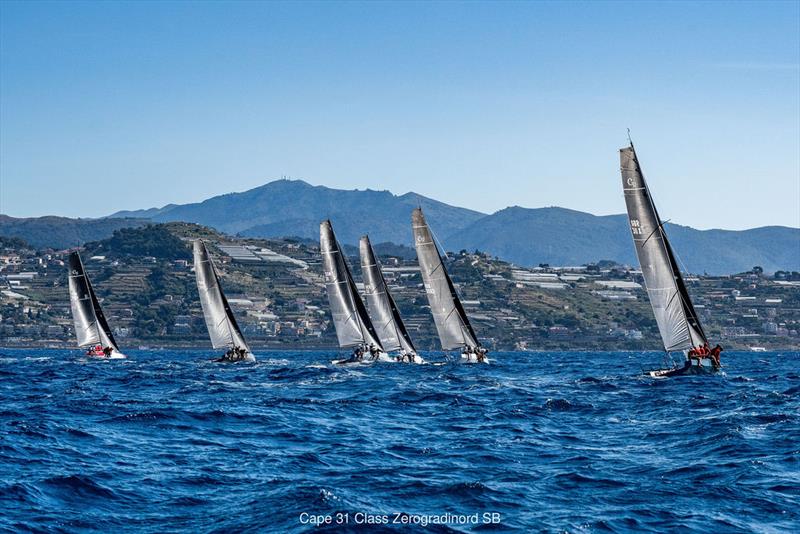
[2,180,798,274]
[2,223,797,350]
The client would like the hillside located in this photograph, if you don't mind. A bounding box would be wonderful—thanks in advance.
[111,179,485,246]
[2,223,798,351]
[0,215,149,249]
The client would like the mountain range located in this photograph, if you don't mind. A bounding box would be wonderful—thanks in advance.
[2,179,797,274]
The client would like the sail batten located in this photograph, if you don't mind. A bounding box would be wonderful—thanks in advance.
[359,235,416,354]
[193,241,250,352]
[67,252,118,350]
[620,145,707,353]
[320,221,383,350]
[412,208,479,350]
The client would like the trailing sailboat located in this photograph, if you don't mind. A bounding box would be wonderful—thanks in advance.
[620,141,722,377]
[67,251,126,359]
[359,235,424,364]
[193,240,255,362]
[320,220,386,364]
[411,208,489,363]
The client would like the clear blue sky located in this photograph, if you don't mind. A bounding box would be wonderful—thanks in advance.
[1,0,798,230]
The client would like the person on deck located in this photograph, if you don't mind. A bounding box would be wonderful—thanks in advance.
[102,346,113,357]
[476,347,488,363]
[352,346,364,361]
[368,343,380,361]
[709,344,723,368]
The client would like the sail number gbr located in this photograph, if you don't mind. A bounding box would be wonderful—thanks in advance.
[630,219,644,235]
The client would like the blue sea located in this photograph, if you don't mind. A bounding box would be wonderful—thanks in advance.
[0,349,798,533]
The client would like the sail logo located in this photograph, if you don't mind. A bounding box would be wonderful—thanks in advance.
[627,177,636,186]
[323,270,334,282]
[416,235,425,243]
[630,219,644,235]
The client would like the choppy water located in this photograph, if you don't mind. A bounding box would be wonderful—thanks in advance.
[0,349,798,533]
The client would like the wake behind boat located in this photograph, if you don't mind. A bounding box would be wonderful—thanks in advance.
[67,251,126,359]
[320,221,386,365]
[193,240,255,362]
[412,208,489,364]
[360,235,425,364]
[620,141,723,377]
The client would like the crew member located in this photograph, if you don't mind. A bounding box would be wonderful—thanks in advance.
[368,343,380,361]
[709,344,723,368]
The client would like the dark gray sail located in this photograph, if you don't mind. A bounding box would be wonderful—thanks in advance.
[193,240,250,353]
[412,208,479,350]
[620,144,707,352]
[320,221,383,349]
[359,235,416,354]
[67,251,118,350]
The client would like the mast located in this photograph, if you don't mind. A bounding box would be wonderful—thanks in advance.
[359,235,416,354]
[620,143,708,352]
[320,221,383,350]
[193,240,250,353]
[411,208,479,350]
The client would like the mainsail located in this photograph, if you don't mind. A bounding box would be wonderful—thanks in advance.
[193,240,250,352]
[412,208,479,350]
[359,235,416,354]
[620,143,708,352]
[67,251,118,350]
[320,221,383,349]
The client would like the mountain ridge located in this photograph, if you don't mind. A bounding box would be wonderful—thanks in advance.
[3,179,797,274]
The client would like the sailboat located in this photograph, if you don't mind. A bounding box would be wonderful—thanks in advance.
[620,141,720,377]
[193,240,255,362]
[359,235,424,364]
[320,220,386,364]
[411,208,489,363]
[67,251,126,359]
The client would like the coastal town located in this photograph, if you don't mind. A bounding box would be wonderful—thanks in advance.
[1,224,798,352]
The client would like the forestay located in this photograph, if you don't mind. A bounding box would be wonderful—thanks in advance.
[320,221,383,349]
[412,208,479,350]
[620,144,707,352]
[193,240,250,352]
[359,235,416,354]
[67,251,118,350]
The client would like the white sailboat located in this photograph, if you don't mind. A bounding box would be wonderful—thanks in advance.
[359,235,424,364]
[412,208,489,364]
[320,220,387,364]
[67,251,126,359]
[620,141,722,377]
[193,240,255,362]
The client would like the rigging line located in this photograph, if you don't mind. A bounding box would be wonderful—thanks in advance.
[640,219,671,249]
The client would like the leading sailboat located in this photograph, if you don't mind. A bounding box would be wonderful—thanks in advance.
[359,235,423,364]
[67,251,126,359]
[412,208,489,363]
[320,220,386,364]
[620,141,722,377]
[193,240,254,362]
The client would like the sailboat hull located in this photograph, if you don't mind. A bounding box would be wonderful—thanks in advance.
[85,349,126,359]
[215,352,256,363]
[647,360,718,378]
[331,351,424,365]
[461,353,490,364]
